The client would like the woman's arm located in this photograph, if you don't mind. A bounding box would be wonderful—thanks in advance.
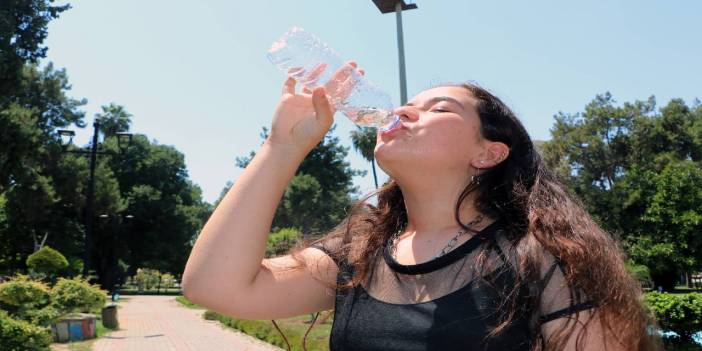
[182,63,359,319]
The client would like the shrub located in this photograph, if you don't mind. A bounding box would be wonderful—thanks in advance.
[160,273,175,290]
[52,277,106,314]
[24,306,60,327]
[26,246,68,279]
[0,310,52,351]
[644,292,702,342]
[625,259,652,287]
[134,268,161,291]
[266,228,302,257]
[0,275,51,318]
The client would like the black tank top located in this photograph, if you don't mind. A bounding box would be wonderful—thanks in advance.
[312,219,592,351]
[313,220,532,350]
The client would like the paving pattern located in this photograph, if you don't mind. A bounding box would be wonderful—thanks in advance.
[90,295,283,351]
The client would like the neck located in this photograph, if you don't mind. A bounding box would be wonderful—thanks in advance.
[395,174,486,239]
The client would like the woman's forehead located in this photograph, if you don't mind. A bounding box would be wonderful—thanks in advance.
[409,86,475,106]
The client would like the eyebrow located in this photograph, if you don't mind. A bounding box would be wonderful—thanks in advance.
[405,96,465,110]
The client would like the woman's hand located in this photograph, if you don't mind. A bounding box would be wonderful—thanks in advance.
[267,61,363,154]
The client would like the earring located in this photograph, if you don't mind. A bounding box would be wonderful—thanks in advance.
[470,174,481,185]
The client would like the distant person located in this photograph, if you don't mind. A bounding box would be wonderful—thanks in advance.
[183,62,658,350]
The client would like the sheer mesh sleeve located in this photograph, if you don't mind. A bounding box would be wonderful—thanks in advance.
[538,260,597,325]
[310,235,346,268]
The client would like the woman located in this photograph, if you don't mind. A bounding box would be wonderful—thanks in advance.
[182,62,658,350]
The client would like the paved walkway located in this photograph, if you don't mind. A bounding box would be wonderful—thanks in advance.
[92,295,282,351]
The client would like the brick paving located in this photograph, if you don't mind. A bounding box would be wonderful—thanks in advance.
[91,295,282,351]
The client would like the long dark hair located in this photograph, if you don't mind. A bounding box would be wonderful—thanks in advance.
[283,82,659,351]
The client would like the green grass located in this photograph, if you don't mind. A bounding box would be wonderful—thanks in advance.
[203,310,333,351]
[175,295,202,309]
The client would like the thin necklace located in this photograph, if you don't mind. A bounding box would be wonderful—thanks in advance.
[388,215,485,261]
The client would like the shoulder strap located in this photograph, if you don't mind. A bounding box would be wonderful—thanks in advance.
[539,300,598,324]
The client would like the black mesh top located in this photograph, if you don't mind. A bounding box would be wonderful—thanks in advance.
[311,218,596,351]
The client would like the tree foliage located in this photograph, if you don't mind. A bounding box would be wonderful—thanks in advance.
[26,245,68,277]
[233,126,365,236]
[0,0,70,102]
[542,93,702,290]
[0,1,210,293]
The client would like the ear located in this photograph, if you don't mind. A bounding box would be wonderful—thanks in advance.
[470,141,509,169]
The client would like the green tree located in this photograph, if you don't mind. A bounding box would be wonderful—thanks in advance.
[542,93,702,290]
[629,161,702,289]
[95,103,132,138]
[26,245,68,279]
[0,0,70,102]
[350,126,379,188]
[266,228,302,257]
[235,126,365,236]
[0,64,86,195]
[103,132,209,282]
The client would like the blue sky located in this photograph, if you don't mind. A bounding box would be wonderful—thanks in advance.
[44,0,701,203]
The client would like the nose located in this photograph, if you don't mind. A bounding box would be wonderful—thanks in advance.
[393,105,419,122]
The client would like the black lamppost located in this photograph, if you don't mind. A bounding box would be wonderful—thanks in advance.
[57,121,133,278]
[367,1,417,189]
[98,213,134,293]
[371,0,417,105]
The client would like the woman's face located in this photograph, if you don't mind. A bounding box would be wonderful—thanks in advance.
[374,86,485,178]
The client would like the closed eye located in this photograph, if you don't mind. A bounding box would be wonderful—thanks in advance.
[431,108,450,113]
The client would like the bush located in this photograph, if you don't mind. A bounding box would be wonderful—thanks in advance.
[0,275,51,318]
[644,292,702,342]
[0,310,52,351]
[625,259,652,287]
[52,277,106,314]
[266,228,302,257]
[134,268,161,291]
[26,246,68,279]
[23,306,60,327]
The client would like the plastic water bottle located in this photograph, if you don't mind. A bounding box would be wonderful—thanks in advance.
[267,27,400,132]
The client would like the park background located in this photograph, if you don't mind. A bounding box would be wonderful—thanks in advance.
[1,0,701,350]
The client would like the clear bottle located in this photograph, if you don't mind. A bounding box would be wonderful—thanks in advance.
[267,27,400,132]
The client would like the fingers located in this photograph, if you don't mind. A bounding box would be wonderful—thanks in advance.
[304,63,327,86]
[325,63,356,98]
[283,61,364,97]
[312,86,333,126]
[282,77,296,95]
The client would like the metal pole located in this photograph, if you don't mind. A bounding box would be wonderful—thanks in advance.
[395,1,408,105]
[83,121,100,278]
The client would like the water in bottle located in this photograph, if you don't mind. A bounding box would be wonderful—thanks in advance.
[267,27,400,132]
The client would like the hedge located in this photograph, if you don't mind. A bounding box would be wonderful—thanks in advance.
[644,292,702,343]
[0,310,52,351]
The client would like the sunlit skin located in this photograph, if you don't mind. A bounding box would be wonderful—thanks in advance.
[374,86,509,264]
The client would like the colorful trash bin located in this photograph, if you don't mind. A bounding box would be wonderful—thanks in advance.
[51,313,97,342]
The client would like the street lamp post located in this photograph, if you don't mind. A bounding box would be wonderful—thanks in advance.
[371,0,417,105]
[367,0,417,189]
[98,213,134,293]
[58,121,133,278]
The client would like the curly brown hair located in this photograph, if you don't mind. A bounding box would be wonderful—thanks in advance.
[282,82,659,351]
